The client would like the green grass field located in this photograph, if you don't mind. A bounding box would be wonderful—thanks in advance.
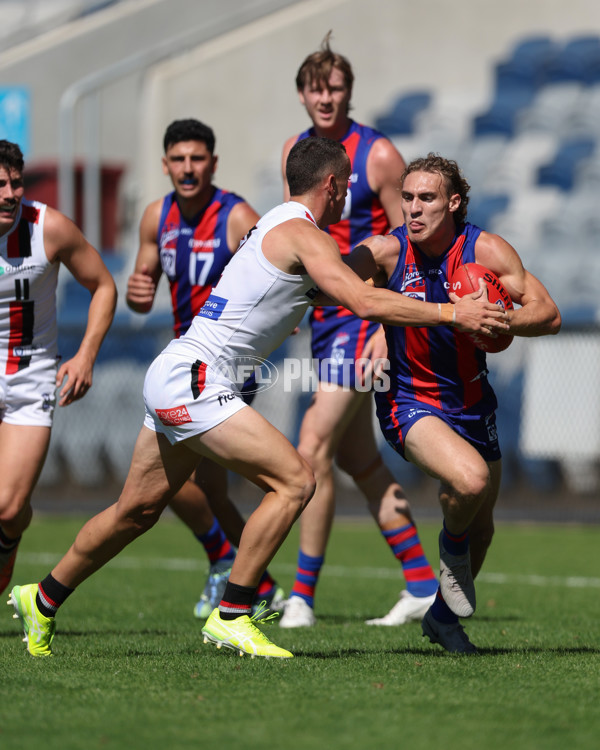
[1,514,598,750]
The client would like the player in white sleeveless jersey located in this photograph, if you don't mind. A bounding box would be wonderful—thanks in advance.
[0,140,117,596]
[143,200,318,441]
[10,137,507,659]
[0,198,59,427]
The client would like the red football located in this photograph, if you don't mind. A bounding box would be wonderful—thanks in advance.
[449,263,514,353]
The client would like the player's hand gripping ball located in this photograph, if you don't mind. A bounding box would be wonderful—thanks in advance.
[450,263,514,353]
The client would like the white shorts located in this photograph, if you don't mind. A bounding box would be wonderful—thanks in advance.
[0,357,57,427]
[143,351,247,445]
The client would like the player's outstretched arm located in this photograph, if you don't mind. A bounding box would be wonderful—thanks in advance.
[45,207,117,406]
[297,225,509,333]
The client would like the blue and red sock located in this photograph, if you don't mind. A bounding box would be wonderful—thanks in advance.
[196,518,235,565]
[442,521,470,556]
[256,570,277,599]
[430,588,459,624]
[382,523,438,597]
[289,550,324,608]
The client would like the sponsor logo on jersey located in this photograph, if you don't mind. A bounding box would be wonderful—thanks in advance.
[408,407,431,419]
[155,405,192,426]
[161,229,179,245]
[402,264,425,290]
[0,263,37,276]
[190,238,221,249]
[12,345,37,357]
[197,294,228,320]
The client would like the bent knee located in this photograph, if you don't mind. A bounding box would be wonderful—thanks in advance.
[296,457,317,509]
[0,496,33,532]
[454,464,491,501]
[282,456,316,512]
[114,495,165,536]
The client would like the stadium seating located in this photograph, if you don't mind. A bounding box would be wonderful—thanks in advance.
[537,137,596,190]
[517,82,583,137]
[543,35,600,85]
[494,36,559,90]
[466,194,510,230]
[374,91,432,135]
[473,82,538,137]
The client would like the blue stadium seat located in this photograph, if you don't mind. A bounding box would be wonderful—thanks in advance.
[495,36,558,90]
[537,137,596,189]
[472,82,537,136]
[374,91,432,135]
[543,35,600,85]
[516,82,583,136]
[467,193,509,230]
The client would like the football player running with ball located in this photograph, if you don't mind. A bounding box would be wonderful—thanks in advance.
[349,153,561,653]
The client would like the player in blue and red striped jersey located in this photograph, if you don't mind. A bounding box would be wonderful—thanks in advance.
[279,33,439,629]
[126,120,284,618]
[0,139,117,597]
[353,153,561,652]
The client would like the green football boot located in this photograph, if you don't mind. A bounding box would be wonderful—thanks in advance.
[202,605,293,659]
[8,584,56,657]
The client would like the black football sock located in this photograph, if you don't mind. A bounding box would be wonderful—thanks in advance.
[218,581,256,620]
[36,574,74,617]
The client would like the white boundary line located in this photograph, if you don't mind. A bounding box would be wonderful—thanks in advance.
[18,553,600,589]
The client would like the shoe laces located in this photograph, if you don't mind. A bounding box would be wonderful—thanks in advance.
[448,561,471,588]
[225,606,279,647]
[251,600,280,625]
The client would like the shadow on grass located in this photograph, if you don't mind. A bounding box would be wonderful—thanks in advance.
[292,644,600,658]
[319,613,523,624]
[3,627,598,659]
[0,627,172,639]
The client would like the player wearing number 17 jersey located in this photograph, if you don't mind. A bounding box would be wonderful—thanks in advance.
[157,185,247,338]
[126,119,284,618]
